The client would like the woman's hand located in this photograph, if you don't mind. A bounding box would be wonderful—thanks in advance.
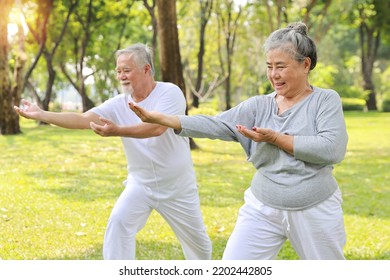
[237,124,294,155]
[129,102,160,123]
[236,125,278,143]
[129,102,182,130]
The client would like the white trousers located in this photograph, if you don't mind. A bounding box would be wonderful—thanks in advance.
[103,183,212,260]
[223,188,346,260]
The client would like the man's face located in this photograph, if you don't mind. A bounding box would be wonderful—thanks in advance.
[115,54,143,95]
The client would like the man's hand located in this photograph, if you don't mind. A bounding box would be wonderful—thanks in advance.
[14,99,43,120]
[90,117,120,137]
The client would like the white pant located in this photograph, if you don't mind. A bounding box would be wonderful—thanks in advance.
[223,188,346,260]
[103,182,212,260]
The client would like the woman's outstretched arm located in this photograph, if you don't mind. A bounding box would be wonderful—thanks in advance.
[129,102,182,130]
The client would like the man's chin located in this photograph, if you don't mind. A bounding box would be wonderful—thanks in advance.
[121,86,133,95]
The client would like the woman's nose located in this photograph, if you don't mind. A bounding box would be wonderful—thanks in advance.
[271,69,280,79]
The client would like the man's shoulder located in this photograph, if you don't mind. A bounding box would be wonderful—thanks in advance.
[157,81,182,91]
[154,82,184,99]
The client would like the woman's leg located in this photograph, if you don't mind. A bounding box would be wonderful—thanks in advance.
[222,189,286,260]
[287,189,346,260]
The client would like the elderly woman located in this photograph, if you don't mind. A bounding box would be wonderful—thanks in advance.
[130,22,348,260]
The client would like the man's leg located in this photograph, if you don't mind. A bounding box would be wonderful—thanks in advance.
[158,188,212,260]
[103,184,152,260]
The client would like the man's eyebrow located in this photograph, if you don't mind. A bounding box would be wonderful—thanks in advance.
[266,61,286,65]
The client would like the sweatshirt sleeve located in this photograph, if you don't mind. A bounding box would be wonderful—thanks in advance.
[178,98,257,146]
[294,90,348,164]
[178,115,240,141]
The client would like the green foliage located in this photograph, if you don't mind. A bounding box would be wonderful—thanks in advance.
[310,62,338,89]
[337,85,368,99]
[381,99,390,112]
[188,101,221,116]
[342,97,367,111]
[6,0,389,112]
[1,113,389,260]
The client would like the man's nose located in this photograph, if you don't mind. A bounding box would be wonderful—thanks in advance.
[118,73,127,80]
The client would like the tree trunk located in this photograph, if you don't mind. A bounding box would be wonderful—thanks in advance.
[157,0,198,149]
[0,0,22,135]
[359,15,379,111]
[157,0,185,91]
[192,0,213,109]
[216,0,241,111]
[143,0,158,58]
[10,11,27,132]
[42,51,55,111]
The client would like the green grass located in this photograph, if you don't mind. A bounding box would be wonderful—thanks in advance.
[0,111,389,260]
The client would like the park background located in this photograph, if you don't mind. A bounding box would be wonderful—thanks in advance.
[0,0,389,259]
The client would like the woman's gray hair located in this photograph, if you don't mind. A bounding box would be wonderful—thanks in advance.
[115,43,155,76]
[263,22,317,70]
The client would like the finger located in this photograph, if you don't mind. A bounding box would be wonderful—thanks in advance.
[90,123,106,137]
[129,103,141,115]
[14,108,27,118]
[90,121,97,130]
[21,99,31,107]
[99,116,112,125]
[129,103,145,119]
[90,121,102,132]
[235,124,247,131]
[129,102,136,110]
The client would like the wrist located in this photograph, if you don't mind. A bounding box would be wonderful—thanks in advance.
[272,132,279,144]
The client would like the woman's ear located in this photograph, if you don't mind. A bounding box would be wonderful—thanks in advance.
[304,57,311,73]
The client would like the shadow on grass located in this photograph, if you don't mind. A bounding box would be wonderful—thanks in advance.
[37,184,124,202]
[14,233,388,260]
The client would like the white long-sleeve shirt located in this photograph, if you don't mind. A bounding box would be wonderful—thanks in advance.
[178,86,348,210]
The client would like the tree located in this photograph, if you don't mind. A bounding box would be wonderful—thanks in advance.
[11,0,26,131]
[191,0,213,108]
[156,0,185,91]
[59,0,138,111]
[216,0,242,110]
[0,0,22,135]
[60,0,97,112]
[353,0,390,110]
[143,0,158,54]
[156,0,197,148]
[24,0,77,114]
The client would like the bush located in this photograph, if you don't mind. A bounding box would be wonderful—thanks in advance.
[341,98,366,111]
[382,99,390,112]
[188,105,220,116]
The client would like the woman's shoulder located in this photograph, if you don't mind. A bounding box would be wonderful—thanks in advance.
[311,86,342,102]
[312,86,339,96]
[250,92,275,106]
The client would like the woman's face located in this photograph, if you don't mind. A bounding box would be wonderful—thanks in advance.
[266,48,310,97]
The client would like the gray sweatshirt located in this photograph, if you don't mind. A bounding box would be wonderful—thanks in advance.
[178,86,348,210]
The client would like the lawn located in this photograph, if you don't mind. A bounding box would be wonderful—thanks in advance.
[0,111,389,260]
